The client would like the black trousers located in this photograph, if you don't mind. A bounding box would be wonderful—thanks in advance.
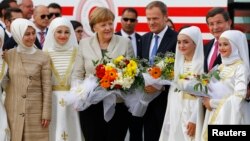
[128,113,143,141]
[79,102,129,141]
[143,90,168,141]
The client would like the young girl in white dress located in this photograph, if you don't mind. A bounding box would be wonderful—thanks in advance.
[159,26,204,141]
[43,17,83,141]
[201,30,250,141]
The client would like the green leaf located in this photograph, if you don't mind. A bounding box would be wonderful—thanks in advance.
[92,60,99,66]
[212,70,221,80]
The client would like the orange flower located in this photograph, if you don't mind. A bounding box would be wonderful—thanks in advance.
[105,68,118,81]
[100,77,111,89]
[148,66,162,79]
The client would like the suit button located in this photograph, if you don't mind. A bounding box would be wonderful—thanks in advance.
[28,76,32,80]
[22,95,26,98]
[19,113,25,117]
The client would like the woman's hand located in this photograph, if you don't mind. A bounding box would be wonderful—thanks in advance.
[203,97,212,111]
[41,119,50,128]
[187,122,196,137]
[144,85,159,94]
[2,49,7,60]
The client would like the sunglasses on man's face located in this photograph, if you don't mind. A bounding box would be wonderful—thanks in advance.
[122,18,136,22]
[49,13,61,18]
[40,14,52,19]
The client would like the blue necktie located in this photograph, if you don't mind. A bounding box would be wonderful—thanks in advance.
[150,35,159,65]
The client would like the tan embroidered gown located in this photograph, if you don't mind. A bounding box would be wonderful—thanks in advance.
[4,48,52,141]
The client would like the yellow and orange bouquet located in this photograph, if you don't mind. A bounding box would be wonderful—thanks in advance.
[95,55,141,91]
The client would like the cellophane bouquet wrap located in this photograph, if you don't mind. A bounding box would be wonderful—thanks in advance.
[124,52,175,117]
[69,55,142,121]
[174,69,220,97]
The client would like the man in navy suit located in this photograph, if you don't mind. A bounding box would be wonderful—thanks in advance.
[115,7,143,141]
[116,8,141,57]
[138,1,177,141]
[204,7,231,73]
[3,7,23,43]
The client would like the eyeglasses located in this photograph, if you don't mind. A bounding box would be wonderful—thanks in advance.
[122,18,136,22]
[49,13,61,18]
[40,14,52,19]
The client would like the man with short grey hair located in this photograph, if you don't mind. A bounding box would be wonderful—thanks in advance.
[18,0,33,19]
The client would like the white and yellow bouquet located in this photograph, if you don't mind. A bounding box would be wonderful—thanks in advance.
[176,70,220,97]
[142,52,175,89]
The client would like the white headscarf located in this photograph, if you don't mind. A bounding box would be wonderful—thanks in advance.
[220,30,250,78]
[43,17,78,52]
[11,18,37,54]
[174,26,204,80]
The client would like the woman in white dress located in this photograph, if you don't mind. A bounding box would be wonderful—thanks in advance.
[159,26,204,141]
[43,17,83,141]
[0,25,10,141]
[201,30,250,141]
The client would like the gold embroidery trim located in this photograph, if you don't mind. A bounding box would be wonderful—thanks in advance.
[52,85,70,91]
[202,96,228,141]
[218,60,243,80]
[0,61,6,80]
[50,48,77,88]
[183,92,197,100]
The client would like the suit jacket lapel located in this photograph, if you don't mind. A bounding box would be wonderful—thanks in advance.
[106,35,117,57]
[135,33,141,48]
[204,39,215,58]
[204,39,216,72]
[144,33,153,59]
[91,35,103,60]
[157,28,171,54]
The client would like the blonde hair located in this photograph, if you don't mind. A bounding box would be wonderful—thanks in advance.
[89,7,115,32]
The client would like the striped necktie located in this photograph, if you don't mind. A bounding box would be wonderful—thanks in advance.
[39,32,45,48]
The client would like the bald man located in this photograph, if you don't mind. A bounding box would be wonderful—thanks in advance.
[19,0,33,19]
[33,5,50,48]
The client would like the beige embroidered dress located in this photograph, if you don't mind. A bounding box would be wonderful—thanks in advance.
[4,48,52,141]
[48,48,83,141]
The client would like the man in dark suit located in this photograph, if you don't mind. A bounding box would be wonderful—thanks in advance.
[115,7,143,141]
[204,7,231,73]
[3,7,23,43]
[138,1,177,141]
